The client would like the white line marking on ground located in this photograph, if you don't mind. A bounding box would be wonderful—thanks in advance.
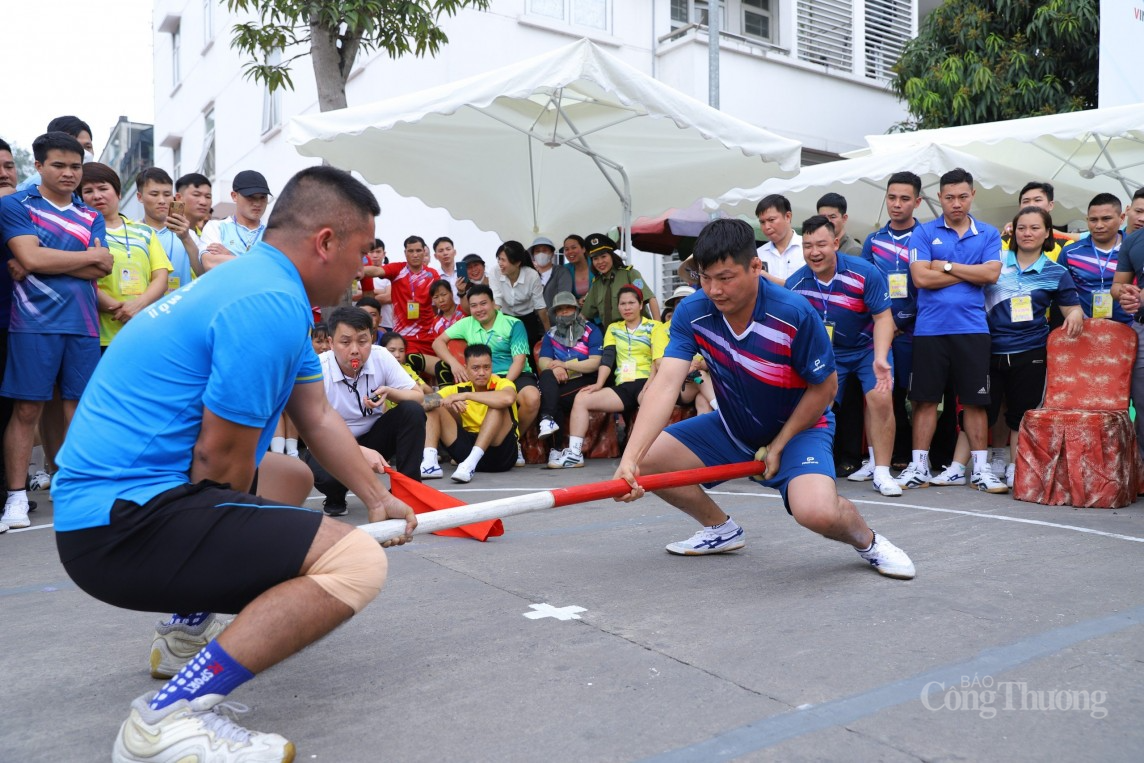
[705,490,1144,544]
[8,523,54,533]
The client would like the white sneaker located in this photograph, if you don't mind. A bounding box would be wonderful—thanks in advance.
[451,462,474,483]
[0,521,8,534]
[556,449,584,469]
[990,449,1007,479]
[930,464,967,486]
[873,473,903,497]
[515,445,526,467]
[894,462,931,490]
[546,448,564,468]
[665,521,745,555]
[971,468,1009,494]
[420,462,443,480]
[847,460,875,482]
[1005,462,1015,489]
[857,531,915,579]
[1,496,30,529]
[112,691,294,763]
[28,469,51,492]
[538,417,560,438]
[150,615,230,679]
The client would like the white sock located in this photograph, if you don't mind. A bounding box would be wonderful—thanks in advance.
[270,436,286,454]
[971,450,989,473]
[422,447,439,466]
[285,438,299,457]
[867,446,875,465]
[569,436,584,454]
[30,445,45,473]
[710,516,737,530]
[912,450,929,471]
[946,461,966,475]
[873,465,892,482]
[461,446,485,470]
[6,490,27,504]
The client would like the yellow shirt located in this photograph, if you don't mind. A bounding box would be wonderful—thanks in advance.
[98,218,173,346]
[437,375,518,433]
[604,318,660,383]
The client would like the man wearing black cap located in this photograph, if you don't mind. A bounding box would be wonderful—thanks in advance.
[199,170,271,271]
[457,253,488,314]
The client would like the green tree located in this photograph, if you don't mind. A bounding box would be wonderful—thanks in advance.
[226,0,490,113]
[891,0,1099,130]
[11,143,34,183]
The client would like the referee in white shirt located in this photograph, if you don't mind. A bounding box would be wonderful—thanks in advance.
[304,306,427,516]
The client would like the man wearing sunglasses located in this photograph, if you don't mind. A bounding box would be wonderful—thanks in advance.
[304,305,426,516]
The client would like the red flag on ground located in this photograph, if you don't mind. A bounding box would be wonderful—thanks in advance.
[385,468,504,541]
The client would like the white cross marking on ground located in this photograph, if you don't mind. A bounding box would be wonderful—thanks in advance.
[523,603,586,621]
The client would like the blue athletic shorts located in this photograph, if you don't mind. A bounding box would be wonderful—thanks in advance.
[665,411,836,513]
[1,333,100,401]
[834,346,893,403]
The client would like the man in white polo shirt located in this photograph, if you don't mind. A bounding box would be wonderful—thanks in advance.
[303,305,427,516]
[756,193,803,285]
[199,170,271,270]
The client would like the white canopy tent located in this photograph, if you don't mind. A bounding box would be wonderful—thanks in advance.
[286,39,801,252]
[706,143,1099,233]
[860,104,1144,203]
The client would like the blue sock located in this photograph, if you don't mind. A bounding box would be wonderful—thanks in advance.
[162,612,210,628]
[150,639,253,710]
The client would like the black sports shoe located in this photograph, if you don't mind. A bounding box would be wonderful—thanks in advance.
[322,499,348,517]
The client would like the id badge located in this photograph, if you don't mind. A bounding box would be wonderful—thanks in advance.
[118,263,145,296]
[620,360,636,382]
[888,272,908,299]
[167,275,181,293]
[407,301,420,320]
[1093,291,1113,319]
[1009,295,1034,323]
[824,321,835,343]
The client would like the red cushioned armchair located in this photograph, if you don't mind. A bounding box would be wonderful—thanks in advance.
[1014,319,1139,508]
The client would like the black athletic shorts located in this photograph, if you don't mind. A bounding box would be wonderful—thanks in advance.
[56,480,323,615]
[443,428,519,472]
[513,372,539,392]
[910,333,991,406]
[988,348,1047,430]
[612,378,648,413]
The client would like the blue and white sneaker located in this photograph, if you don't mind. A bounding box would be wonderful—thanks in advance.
[420,462,443,480]
[857,531,915,579]
[894,462,931,489]
[538,417,560,438]
[665,520,745,555]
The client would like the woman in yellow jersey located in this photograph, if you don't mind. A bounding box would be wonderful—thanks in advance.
[553,285,660,468]
[80,163,171,349]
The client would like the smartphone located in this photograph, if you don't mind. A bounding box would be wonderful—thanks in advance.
[169,200,186,218]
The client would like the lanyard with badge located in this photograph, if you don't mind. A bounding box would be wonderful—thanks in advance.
[233,222,263,253]
[886,228,912,300]
[1010,262,1034,323]
[814,278,836,342]
[406,268,432,320]
[110,226,146,296]
[1092,244,1118,319]
[342,373,375,417]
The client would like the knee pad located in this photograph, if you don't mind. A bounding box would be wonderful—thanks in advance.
[306,529,387,614]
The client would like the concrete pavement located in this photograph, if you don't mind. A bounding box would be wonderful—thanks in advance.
[2,459,1142,761]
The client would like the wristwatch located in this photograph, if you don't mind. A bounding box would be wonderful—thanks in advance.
[943,262,954,273]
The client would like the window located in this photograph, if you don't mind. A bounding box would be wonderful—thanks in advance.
[262,51,283,134]
[172,142,182,180]
[528,0,610,31]
[743,0,774,42]
[171,23,182,86]
[864,0,912,81]
[670,1,727,30]
[200,107,216,181]
[203,0,214,45]
[797,0,852,71]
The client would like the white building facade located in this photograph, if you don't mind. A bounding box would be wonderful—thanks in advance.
[151,0,916,290]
